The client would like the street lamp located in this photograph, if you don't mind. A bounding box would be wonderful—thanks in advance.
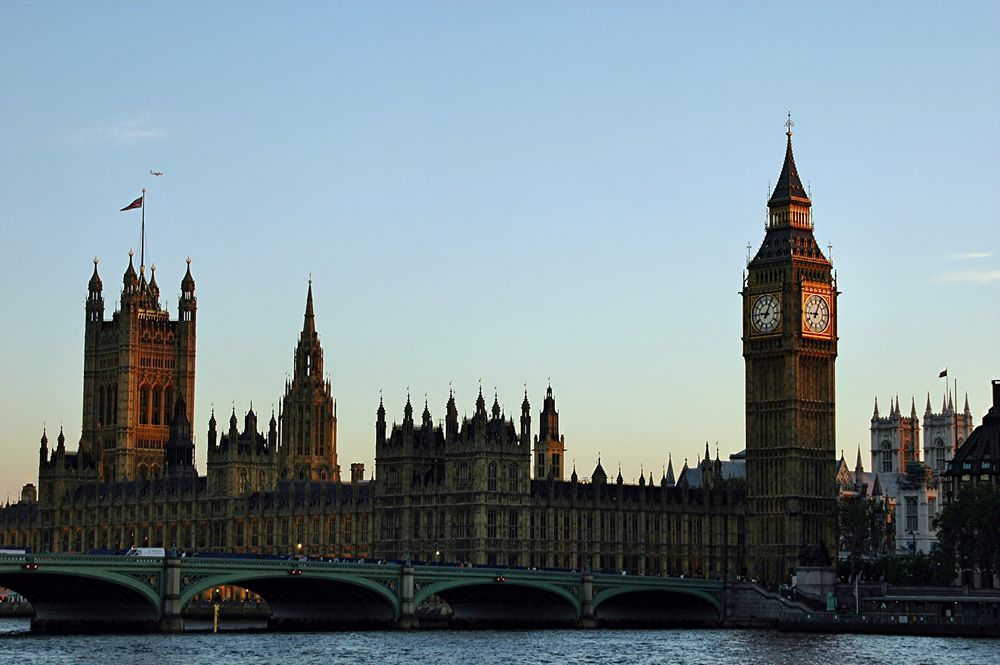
[296,543,303,559]
[906,530,916,553]
[435,549,441,565]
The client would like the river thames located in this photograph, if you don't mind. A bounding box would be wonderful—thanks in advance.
[0,619,996,665]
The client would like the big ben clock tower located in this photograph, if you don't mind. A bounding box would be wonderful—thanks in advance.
[743,116,837,585]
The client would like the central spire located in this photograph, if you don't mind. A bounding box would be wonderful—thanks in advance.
[768,113,811,207]
[303,276,315,336]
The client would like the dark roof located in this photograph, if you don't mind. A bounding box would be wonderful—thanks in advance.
[768,134,811,206]
[749,226,829,265]
[946,385,1000,477]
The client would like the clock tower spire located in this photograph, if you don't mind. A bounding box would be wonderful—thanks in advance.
[742,117,838,585]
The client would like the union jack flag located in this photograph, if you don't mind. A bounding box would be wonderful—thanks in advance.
[120,196,143,212]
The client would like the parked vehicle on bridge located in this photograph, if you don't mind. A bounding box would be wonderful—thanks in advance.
[0,548,31,555]
[124,547,166,557]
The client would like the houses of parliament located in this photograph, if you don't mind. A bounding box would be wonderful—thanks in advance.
[0,128,840,585]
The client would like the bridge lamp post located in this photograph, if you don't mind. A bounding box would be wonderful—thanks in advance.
[435,550,440,564]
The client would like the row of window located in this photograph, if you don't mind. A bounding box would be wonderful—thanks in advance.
[41,515,370,553]
[137,384,173,426]
[381,509,742,549]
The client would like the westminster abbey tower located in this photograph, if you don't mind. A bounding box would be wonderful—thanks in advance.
[742,120,838,584]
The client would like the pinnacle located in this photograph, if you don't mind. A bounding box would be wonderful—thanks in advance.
[302,279,316,336]
[768,121,810,206]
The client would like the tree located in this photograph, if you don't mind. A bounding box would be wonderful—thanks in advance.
[935,483,1000,584]
[838,496,888,579]
[885,550,953,586]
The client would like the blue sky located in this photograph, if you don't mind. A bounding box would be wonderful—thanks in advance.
[1,1,998,498]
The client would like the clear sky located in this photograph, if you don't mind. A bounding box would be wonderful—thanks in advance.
[1,1,998,499]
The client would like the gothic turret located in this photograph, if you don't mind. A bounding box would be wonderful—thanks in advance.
[422,398,432,429]
[376,395,387,447]
[475,387,487,421]
[592,457,607,485]
[122,250,138,297]
[445,389,458,444]
[244,403,258,438]
[144,264,159,306]
[39,428,48,465]
[520,389,531,445]
[208,408,217,450]
[403,393,414,430]
[181,257,195,295]
[86,257,104,323]
[535,383,565,480]
[280,278,339,481]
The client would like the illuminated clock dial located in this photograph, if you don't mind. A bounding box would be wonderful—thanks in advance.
[751,294,780,333]
[803,294,831,333]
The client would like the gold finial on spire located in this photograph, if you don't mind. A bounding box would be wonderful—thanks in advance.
[94,256,99,266]
[785,111,794,137]
[129,248,135,258]
[308,272,312,286]
[186,256,191,266]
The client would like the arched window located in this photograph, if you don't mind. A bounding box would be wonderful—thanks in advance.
[97,386,105,428]
[139,386,149,425]
[163,386,173,424]
[934,437,946,469]
[488,463,497,492]
[880,439,893,473]
[508,463,518,492]
[138,464,149,481]
[151,385,161,425]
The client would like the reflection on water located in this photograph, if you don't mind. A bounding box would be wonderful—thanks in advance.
[0,619,996,665]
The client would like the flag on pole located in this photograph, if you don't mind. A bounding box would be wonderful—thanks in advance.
[120,196,143,212]
[939,369,948,378]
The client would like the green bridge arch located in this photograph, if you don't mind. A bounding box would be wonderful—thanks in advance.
[0,556,165,628]
[413,576,582,618]
[178,569,401,619]
[592,584,724,621]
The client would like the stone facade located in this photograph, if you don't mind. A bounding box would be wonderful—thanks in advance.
[372,388,747,576]
[1,252,750,577]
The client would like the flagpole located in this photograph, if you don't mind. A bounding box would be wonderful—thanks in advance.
[140,187,146,270]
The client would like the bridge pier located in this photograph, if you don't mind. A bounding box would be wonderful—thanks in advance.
[398,564,418,630]
[159,556,184,633]
[577,572,596,628]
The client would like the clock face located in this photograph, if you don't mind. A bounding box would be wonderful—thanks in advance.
[803,294,831,333]
[751,294,780,333]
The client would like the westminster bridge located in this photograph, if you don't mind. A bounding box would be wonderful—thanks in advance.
[0,553,726,632]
